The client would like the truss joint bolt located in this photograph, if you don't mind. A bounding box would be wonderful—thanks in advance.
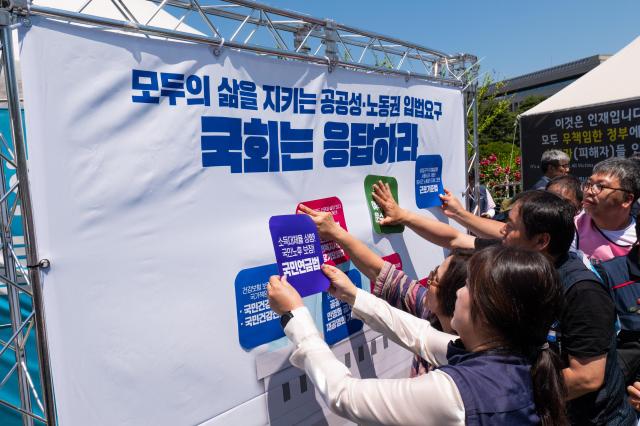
[27,259,50,270]
[211,38,225,57]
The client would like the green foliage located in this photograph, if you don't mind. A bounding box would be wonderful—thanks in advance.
[470,76,546,147]
[471,75,516,146]
[373,52,394,69]
[467,75,546,199]
[516,95,546,115]
[478,142,519,167]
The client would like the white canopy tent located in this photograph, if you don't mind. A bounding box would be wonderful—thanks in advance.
[519,36,640,188]
[522,35,640,117]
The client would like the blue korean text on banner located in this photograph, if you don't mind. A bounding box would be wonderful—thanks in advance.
[415,154,444,209]
[322,269,364,345]
[235,263,284,350]
[269,214,329,297]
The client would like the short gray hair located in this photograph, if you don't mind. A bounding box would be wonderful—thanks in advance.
[592,157,640,201]
[540,150,570,173]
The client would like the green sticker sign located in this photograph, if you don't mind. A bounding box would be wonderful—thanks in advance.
[364,175,405,234]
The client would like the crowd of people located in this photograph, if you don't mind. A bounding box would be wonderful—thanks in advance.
[267,151,640,425]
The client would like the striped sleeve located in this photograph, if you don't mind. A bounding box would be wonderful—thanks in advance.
[373,261,429,319]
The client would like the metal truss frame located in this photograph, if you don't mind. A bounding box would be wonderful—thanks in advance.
[0,0,480,425]
[0,4,51,425]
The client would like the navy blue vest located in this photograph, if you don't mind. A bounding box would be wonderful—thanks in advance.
[468,185,489,214]
[596,247,640,332]
[554,253,635,425]
[438,341,539,425]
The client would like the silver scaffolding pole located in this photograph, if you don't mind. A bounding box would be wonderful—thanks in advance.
[462,66,480,215]
[0,7,57,426]
[23,0,476,87]
[0,1,478,424]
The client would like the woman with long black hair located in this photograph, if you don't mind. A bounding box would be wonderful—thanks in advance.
[268,246,567,425]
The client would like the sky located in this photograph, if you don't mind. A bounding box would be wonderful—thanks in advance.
[247,0,640,80]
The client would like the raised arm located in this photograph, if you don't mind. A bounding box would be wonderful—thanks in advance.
[285,306,464,426]
[373,261,429,318]
[298,204,384,281]
[371,181,475,250]
[267,273,464,426]
[320,265,454,364]
[439,189,503,239]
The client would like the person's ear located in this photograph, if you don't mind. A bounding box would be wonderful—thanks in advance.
[534,233,551,252]
[621,193,635,209]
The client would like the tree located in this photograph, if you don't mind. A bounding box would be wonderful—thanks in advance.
[472,75,516,145]
[516,95,546,115]
[468,74,546,200]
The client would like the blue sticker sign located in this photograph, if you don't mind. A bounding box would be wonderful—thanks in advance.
[415,154,444,208]
[269,214,329,297]
[235,263,284,350]
[322,269,364,345]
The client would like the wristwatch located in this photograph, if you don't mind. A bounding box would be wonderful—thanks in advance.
[280,311,294,329]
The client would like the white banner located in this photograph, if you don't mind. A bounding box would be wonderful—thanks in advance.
[20,17,466,425]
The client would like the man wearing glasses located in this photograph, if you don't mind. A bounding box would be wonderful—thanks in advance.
[531,149,571,190]
[577,158,640,262]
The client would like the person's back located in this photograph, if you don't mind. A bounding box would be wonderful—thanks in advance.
[439,344,539,425]
[438,247,566,425]
[595,221,640,387]
[553,251,634,425]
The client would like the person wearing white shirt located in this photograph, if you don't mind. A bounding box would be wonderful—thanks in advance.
[268,246,567,426]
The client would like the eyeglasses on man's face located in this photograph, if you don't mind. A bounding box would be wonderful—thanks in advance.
[555,162,570,170]
[581,181,629,196]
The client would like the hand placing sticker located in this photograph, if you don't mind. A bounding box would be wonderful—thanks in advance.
[297,203,345,242]
[372,180,408,226]
[267,275,304,316]
[364,174,404,234]
[440,189,465,218]
[321,264,358,306]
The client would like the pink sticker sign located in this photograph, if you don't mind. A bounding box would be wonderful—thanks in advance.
[371,252,403,292]
[296,197,350,266]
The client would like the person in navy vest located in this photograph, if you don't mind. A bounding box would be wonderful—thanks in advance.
[596,215,640,412]
[467,172,496,218]
[370,185,635,425]
[268,246,566,425]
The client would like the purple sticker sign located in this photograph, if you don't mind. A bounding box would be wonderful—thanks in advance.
[269,214,329,297]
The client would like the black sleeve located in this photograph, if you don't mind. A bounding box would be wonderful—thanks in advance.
[562,280,616,358]
[474,238,501,251]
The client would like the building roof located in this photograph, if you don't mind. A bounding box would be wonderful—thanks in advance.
[490,54,610,97]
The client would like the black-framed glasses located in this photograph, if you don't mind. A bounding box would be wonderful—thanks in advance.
[556,162,570,169]
[582,181,630,195]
